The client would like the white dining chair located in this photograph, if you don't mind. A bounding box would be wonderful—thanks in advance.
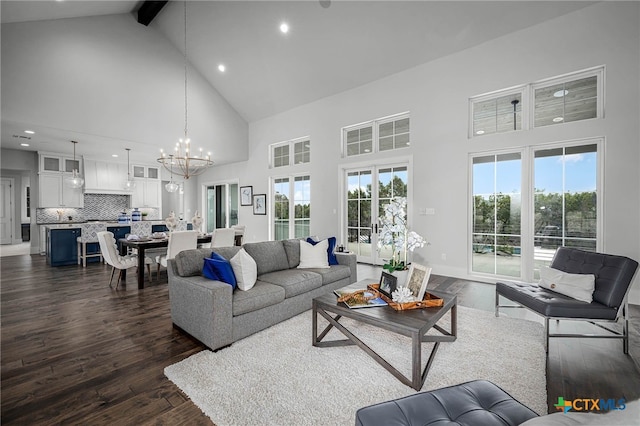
[97,231,153,289]
[155,230,199,279]
[211,228,236,248]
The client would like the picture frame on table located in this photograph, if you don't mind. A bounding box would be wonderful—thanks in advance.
[253,194,267,215]
[378,271,398,299]
[406,263,432,301]
[240,186,253,206]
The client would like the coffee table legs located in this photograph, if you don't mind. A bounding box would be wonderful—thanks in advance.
[312,303,455,391]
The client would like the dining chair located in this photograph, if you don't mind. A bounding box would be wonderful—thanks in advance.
[156,230,199,279]
[97,231,154,289]
[211,228,236,248]
[231,224,246,245]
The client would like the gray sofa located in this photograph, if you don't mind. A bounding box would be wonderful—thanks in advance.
[167,239,357,351]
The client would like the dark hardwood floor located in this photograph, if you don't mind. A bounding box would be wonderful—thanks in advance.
[1,255,639,424]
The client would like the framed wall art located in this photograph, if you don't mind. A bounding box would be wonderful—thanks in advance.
[253,194,266,215]
[240,186,253,206]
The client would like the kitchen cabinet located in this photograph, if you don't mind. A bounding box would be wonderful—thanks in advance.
[39,173,84,208]
[107,226,131,241]
[132,165,160,179]
[84,159,130,194]
[131,177,160,208]
[47,227,81,266]
[39,153,80,174]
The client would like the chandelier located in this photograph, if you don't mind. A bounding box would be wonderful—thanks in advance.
[157,0,213,180]
[64,140,84,189]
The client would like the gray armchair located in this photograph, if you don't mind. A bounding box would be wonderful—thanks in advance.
[496,247,638,354]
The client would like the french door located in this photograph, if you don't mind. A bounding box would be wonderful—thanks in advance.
[205,183,238,232]
[345,164,408,264]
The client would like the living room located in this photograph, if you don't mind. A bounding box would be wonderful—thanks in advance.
[1,1,639,424]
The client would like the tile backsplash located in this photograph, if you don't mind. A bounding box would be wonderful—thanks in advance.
[36,194,160,223]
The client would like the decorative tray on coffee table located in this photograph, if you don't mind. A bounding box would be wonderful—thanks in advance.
[368,283,444,311]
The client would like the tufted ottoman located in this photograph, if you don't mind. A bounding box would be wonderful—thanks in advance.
[354,380,538,426]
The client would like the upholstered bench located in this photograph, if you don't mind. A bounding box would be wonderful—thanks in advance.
[355,380,538,426]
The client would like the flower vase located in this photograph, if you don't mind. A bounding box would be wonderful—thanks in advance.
[392,269,409,288]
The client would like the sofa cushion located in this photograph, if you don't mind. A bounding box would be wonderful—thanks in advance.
[299,264,351,285]
[211,246,241,262]
[243,241,290,275]
[258,269,323,298]
[307,236,339,265]
[231,248,258,291]
[538,266,595,303]
[282,239,301,269]
[202,253,237,289]
[298,239,330,269]
[175,248,214,277]
[232,281,286,316]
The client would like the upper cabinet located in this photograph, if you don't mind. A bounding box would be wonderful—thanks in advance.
[130,164,161,208]
[38,153,83,208]
[84,159,130,194]
[132,165,159,180]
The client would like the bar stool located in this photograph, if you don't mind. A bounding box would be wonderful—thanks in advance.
[77,223,106,267]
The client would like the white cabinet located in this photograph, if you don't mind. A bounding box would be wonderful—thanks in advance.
[131,178,160,208]
[39,153,81,174]
[38,174,84,208]
[83,159,130,194]
[132,164,160,179]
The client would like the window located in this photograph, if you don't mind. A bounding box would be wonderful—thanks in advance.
[272,175,310,240]
[343,113,410,157]
[469,66,604,138]
[270,137,310,168]
[206,183,238,232]
[471,153,522,277]
[533,68,602,128]
[471,90,524,137]
[469,139,601,281]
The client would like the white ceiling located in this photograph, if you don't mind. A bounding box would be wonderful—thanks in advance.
[1,0,595,163]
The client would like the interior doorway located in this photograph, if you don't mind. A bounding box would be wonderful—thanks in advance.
[1,178,15,245]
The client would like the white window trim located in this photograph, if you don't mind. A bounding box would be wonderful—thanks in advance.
[269,136,311,168]
[342,112,410,157]
[530,66,605,127]
[269,172,311,241]
[468,85,528,138]
[467,137,604,282]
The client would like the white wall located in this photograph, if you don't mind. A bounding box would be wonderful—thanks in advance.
[1,13,248,165]
[198,2,640,303]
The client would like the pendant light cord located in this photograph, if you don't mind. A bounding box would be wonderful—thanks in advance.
[183,0,188,140]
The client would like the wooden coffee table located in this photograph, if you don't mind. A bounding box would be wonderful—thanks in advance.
[312,280,457,390]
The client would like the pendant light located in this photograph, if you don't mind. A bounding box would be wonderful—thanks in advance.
[64,140,84,189]
[165,155,180,193]
[124,148,136,191]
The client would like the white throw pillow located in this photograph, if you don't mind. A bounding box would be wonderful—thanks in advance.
[538,266,595,303]
[298,239,330,269]
[230,248,257,291]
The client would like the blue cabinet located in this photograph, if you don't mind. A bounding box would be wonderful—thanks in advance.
[152,224,169,233]
[47,227,81,266]
[107,226,131,240]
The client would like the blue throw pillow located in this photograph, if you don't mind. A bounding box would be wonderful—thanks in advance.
[307,236,339,265]
[203,252,237,289]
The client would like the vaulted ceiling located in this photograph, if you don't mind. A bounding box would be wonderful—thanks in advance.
[1,1,595,164]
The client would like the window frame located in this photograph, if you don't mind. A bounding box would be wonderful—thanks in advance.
[469,86,527,139]
[270,173,311,240]
[342,112,410,157]
[269,136,311,168]
[531,66,604,128]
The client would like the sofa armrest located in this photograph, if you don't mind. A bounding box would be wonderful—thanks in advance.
[167,259,233,350]
[336,252,357,283]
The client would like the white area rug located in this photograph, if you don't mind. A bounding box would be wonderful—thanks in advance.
[165,306,546,425]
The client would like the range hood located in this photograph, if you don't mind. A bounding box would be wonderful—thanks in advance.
[83,158,133,194]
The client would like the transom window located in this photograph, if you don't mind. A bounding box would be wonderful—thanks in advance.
[343,113,410,157]
[270,137,311,168]
[471,91,524,137]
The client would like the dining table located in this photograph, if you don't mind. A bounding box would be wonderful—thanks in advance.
[118,234,212,289]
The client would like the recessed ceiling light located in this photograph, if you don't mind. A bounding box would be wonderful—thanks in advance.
[552,117,564,123]
[24,130,35,134]
[218,64,226,72]
[280,22,289,34]
[20,143,29,147]
[112,154,119,157]
[476,130,485,135]
[553,90,568,98]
